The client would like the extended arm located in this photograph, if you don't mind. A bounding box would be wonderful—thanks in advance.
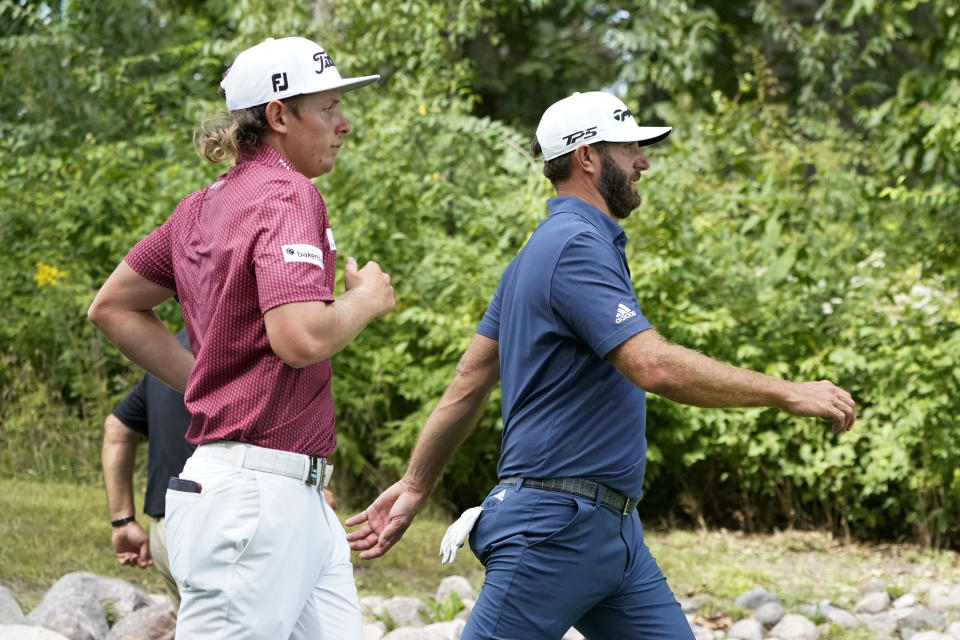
[102,414,152,568]
[263,257,395,367]
[607,328,856,432]
[88,261,194,392]
[345,333,500,559]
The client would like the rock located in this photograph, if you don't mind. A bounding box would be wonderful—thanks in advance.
[909,633,950,640]
[678,595,711,613]
[435,577,475,606]
[755,601,786,626]
[381,597,427,629]
[27,573,153,640]
[770,614,820,640]
[0,588,27,625]
[362,596,388,618]
[689,623,714,640]
[825,607,860,629]
[103,601,175,640]
[853,591,891,614]
[364,622,386,640]
[728,619,764,640]
[382,619,465,640]
[947,621,960,638]
[0,625,73,640]
[896,594,919,609]
[929,586,960,610]
[860,611,898,635]
[561,628,585,640]
[899,609,947,632]
[735,588,781,610]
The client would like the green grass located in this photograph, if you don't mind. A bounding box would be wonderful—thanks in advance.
[0,478,484,612]
[6,476,960,632]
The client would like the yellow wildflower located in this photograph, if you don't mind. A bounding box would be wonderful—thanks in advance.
[418,103,427,116]
[34,262,68,287]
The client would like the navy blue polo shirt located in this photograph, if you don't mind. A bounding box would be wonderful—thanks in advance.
[477,196,652,497]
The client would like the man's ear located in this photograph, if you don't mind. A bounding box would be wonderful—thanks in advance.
[571,144,602,176]
[264,100,289,134]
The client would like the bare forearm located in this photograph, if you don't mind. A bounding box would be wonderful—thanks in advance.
[403,377,494,495]
[91,310,194,392]
[102,421,138,520]
[646,343,792,409]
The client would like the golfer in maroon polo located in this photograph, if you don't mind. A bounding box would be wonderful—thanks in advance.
[89,37,393,639]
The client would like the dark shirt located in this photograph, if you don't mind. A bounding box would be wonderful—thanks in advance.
[477,196,652,497]
[111,328,195,517]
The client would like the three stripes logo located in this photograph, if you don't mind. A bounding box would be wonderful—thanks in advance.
[615,303,637,324]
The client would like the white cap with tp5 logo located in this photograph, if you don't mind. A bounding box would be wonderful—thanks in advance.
[535,91,672,162]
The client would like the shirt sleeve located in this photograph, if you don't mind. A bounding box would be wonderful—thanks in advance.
[124,211,177,291]
[253,178,337,313]
[550,232,652,357]
[476,279,503,340]
[111,376,150,437]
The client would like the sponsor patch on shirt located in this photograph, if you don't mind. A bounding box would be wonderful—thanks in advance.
[281,244,325,269]
[325,227,336,251]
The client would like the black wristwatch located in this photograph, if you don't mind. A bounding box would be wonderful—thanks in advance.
[110,516,136,528]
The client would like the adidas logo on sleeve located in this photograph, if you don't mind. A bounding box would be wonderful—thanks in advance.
[615,303,637,324]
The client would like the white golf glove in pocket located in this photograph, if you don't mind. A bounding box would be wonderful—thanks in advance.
[439,506,482,564]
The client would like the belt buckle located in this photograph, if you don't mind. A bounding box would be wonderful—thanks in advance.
[307,457,321,486]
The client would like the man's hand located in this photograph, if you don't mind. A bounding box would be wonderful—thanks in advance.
[111,521,153,568]
[344,256,395,318]
[784,380,857,434]
[344,479,425,559]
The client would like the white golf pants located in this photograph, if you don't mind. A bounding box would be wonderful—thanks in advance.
[165,447,362,639]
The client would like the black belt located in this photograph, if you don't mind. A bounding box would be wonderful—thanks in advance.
[500,477,641,516]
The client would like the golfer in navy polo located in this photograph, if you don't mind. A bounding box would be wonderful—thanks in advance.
[347,91,856,639]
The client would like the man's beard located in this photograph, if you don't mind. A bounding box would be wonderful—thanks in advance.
[598,154,642,219]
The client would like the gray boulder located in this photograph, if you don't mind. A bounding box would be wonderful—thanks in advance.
[860,611,898,635]
[382,619,465,640]
[929,586,960,611]
[755,601,787,626]
[908,633,950,640]
[0,588,27,625]
[104,601,175,640]
[895,594,919,609]
[0,625,72,640]
[899,609,947,633]
[728,619,764,640]
[381,597,427,629]
[825,607,860,629]
[853,591,891,614]
[435,577,474,606]
[678,595,711,613]
[735,588,781,610]
[770,614,820,640]
[363,622,386,640]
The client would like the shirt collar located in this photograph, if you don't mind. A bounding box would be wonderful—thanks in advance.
[546,196,626,245]
[237,145,297,173]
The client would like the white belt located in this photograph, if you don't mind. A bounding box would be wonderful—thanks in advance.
[194,441,333,488]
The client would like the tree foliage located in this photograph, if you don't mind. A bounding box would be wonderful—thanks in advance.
[1,0,958,545]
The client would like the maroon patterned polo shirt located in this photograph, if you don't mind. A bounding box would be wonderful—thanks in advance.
[125,145,339,456]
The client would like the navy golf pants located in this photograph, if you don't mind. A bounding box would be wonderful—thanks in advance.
[463,481,694,640]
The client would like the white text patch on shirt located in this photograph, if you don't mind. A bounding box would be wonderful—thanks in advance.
[281,244,325,269]
[325,227,336,251]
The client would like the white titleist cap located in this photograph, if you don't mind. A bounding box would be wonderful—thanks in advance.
[220,37,380,111]
[535,91,672,162]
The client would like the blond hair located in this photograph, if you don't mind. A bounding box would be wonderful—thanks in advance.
[193,95,306,164]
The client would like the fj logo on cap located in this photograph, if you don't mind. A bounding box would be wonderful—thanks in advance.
[272,72,289,92]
